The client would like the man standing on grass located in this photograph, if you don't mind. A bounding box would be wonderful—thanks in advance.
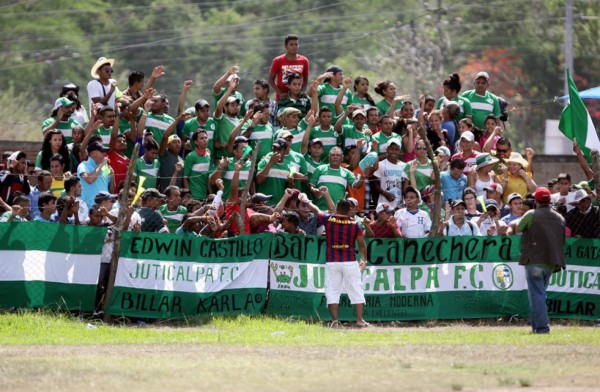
[515,187,566,334]
[318,198,369,328]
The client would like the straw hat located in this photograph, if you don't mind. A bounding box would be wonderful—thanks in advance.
[90,56,115,78]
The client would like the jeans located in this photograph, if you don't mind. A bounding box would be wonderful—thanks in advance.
[525,264,553,333]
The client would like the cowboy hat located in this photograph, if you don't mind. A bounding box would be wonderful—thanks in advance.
[90,56,115,78]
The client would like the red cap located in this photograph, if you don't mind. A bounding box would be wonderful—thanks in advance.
[534,187,551,203]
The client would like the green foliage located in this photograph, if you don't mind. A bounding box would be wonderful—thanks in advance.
[0,0,597,146]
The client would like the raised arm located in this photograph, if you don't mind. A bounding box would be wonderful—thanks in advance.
[213,65,239,95]
[334,77,352,116]
[177,80,193,117]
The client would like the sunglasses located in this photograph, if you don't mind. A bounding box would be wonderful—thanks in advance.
[102,68,114,73]
[496,148,509,153]
[416,146,427,151]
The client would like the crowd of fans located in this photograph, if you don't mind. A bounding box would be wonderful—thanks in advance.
[1,34,599,241]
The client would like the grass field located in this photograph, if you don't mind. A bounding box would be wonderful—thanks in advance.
[1,312,599,391]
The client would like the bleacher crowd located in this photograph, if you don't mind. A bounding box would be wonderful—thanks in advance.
[1,34,599,241]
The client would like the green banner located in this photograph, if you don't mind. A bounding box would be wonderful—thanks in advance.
[267,234,600,321]
[106,232,272,319]
[0,222,106,310]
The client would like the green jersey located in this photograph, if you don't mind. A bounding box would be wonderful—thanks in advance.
[277,94,311,119]
[183,150,213,200]
[221,159,252,200]
[95,126,112,148]
[182,117,217,151]
[215,114,241,159]
[310,164,357,210]
[256,154,293,205]
[275,118,308,154]
[404,159,433,192]
[212,88,245,117]
[243,121,274,162]
[158,204,187,234]
[318,83,352,114]
[461,90,500,129]
[376,99,402,116]
[350,95,374,111]
[304,154,324,176]
[435,96,473,121]
[309,126,338,163]
[340,124,371,149]
[372,132,397,159]
[41,117,81,144]
[145,112,175,141]
[134,157,160,189]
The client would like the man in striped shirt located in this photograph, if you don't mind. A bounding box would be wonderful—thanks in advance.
[318,198,369,328]
[461,72,501,129]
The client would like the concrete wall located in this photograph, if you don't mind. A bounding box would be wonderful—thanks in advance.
[1,141,591,186]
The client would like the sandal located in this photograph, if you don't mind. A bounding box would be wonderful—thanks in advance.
[328,320,343,329]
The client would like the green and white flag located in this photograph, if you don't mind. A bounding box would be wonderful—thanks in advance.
[559,70,600,161]
[0,222,106,310]
[107,232,272,319]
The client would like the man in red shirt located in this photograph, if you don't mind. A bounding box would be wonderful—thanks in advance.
[269,34,310,100]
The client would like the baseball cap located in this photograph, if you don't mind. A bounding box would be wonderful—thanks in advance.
[376,203,394,214]
[387,138,402,147]
[278,130,293,139]
[451,199,467,208]
[573,181,591,191]
[226,96,240,104]
[533,187,552,203]
[421,185,436,198]
[475,71,490,81]
[87,142,108,153]
[435,146,451,156]
[485,199,498,209]
[251,193,273,203]
[460,131,475,142]
[484,183,504,195]
[347,197,359,207]
[226,73,240,82]
[272,138,287,150]
[568,189,590,205]
[194,99,210,110]
[142,188,166,200]
[507,192,523,204]
[404,185,421,201]
[308,138,323,147]
[53,97,75,110]
[352,109,367,118]
[474,153,499,169]
[167,135,180,144]
[94,191,117,204]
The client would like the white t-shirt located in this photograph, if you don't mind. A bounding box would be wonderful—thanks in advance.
[551,191,576,212]
[87,79,117,115]
[394,208,431,238]
[373,159,408,208]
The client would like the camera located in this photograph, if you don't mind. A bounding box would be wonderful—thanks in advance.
[498,97,509,122]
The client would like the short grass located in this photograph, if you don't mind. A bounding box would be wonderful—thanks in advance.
[0,312,599,391]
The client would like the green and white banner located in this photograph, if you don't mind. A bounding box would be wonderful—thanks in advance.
[0,222,106,310]
[106,232,271,318]
[267,234,600,321]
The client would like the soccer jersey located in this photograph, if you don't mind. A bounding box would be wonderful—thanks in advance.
[310,165,357,210]
[134,157,160,189]
[41,117,81,144]
[243,121,274,162]
[275,118,308,153]
[435,96,473,121]
[451,151,479,175]
[350,95,374,111]
[182,117,217,152]
[95,126,112,148]
[212,88,245,117]
[340,125,371,149]
[277,95,311,119]
[183,150,213,200]
[373,159,408,208]
[107,150,130,191]
[403,159,433,192]
[309,126,338,162]
[145,112,175,141]
[221,159,252,200]
[372,132,397,159]
[305,155,323,175]
[318,83,352,114]
[394,208,432,238]
[158,204,187,234]
[318,213,363,262]
[215,114,240,159]
[376,99,402,116]
[256,154,293,204]
[461,90,500,129]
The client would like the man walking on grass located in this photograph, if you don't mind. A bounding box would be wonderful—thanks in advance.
[318,198,369,328]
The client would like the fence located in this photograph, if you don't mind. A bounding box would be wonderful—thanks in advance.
[1,222,598,322]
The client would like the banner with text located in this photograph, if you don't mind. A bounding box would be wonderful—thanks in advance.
[106,232,272,319]
[0,222,106,311]
[267,234,600,321]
